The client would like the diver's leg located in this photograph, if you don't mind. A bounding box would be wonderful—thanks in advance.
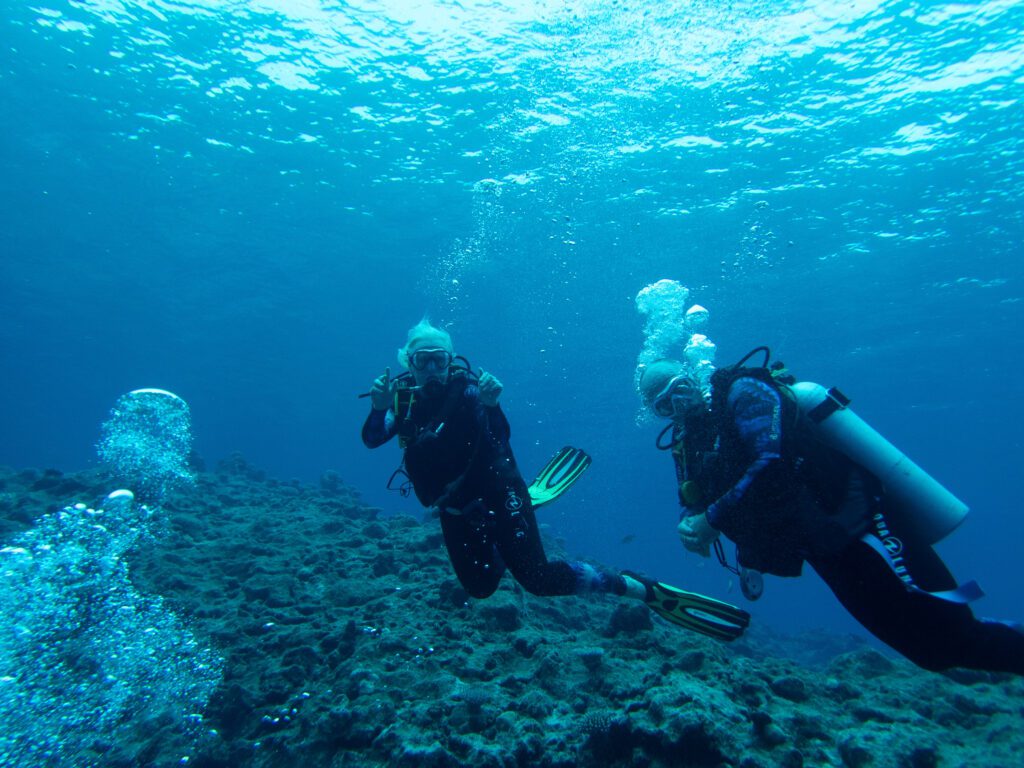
[493,482,622,597]
[439,507,504,599]
[811,537,1024,675]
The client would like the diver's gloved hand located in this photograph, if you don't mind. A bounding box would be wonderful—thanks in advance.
[678,511,719,557]
[477,369,503,407]
[370,367,398,411]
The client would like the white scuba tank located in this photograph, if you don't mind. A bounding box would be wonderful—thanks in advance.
[789,381,969,544]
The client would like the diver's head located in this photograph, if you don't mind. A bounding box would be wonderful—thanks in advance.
[639,359,706,421]
[399,319,454,394]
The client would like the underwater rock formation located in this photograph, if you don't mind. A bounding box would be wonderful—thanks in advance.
[1,460,1022,767]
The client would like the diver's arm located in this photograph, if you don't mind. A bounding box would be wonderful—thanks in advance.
[704,377,784,529]
[463,380,511,440]
[361,408,396,448]
[484,400,511,440]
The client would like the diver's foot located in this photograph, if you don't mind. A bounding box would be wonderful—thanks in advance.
[621,570,654,602]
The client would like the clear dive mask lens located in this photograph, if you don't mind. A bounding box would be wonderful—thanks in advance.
[651,374,701,419]
[409,348,453,371]
[652,394,677,418]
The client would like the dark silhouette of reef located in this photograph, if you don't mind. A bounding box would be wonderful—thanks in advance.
[1,457,1022,768]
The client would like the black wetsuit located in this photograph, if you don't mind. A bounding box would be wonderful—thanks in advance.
[362,373,584,599]
[678,373,1024,675]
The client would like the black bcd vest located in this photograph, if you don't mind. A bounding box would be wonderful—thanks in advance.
[673,361,862,575]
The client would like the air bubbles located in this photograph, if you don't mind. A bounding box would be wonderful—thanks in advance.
[684,304,709,330]
[473,178,502,196]
[634,280,718,418]
[97,390,194,503]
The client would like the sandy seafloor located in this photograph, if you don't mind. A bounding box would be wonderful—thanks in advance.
[1,457,1022,768]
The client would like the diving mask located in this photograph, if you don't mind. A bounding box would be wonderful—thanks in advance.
[651,374,703,419]
[409,348,453,372]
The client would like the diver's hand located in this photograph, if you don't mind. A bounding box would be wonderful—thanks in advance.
[478,369,503,407]
[370,367,397,411]
[678,511,718,557]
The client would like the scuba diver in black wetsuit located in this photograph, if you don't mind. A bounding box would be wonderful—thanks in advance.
[638,352,1024,674]
[360,319,750,641]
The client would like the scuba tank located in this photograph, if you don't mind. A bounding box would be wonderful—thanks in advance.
[789,381,969,544]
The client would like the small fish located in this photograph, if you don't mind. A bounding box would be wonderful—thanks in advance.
[620,534,636,545]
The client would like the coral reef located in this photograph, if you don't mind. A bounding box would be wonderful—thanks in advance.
[1,460,1022,767]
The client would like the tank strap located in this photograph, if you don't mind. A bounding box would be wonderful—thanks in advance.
[806,387,851,424]
[860,533,984,605]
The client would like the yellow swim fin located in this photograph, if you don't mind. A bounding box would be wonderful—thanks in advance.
[625,571,751,642]
[528,446,592,509]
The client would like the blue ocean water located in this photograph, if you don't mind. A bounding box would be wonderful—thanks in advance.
[2,0,1022,640]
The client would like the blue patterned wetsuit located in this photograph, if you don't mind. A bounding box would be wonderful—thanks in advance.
[686,373,1024,674]
[703,377,785,531]
[363,375,619,600]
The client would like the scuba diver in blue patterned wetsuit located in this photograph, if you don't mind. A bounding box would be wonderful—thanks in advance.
[639,353,1024,674]
[360,319,750,641]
